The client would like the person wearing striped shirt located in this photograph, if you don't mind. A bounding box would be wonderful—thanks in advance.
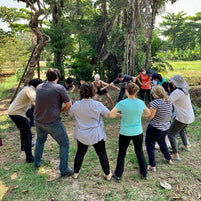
[145,85,173,172]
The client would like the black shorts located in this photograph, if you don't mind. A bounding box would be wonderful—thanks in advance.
[97,89,108,96]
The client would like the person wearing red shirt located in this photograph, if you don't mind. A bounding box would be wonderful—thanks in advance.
[136,68,152,105]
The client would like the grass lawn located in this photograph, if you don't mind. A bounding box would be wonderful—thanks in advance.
[161,60,201,86]
[0,84,201,200]
[0,61,201,200]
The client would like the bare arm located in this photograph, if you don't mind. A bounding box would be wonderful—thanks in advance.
[61,101,72,112]
[136,75,142,85]
[147,107,156,120]
[109,107,119,118]
[132,76,137,82]
[142,106,151,117]
[70,85,75,93]
[110,82,120,91]
[100,80,110,89]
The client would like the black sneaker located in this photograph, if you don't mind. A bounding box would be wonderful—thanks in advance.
[113,171,121,183]
[140,174,148,180]
[61,168,74,178]
[26,158,34,163]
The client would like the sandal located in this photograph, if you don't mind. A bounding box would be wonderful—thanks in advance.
[182,147,191,152]
[104,171,113,181]
[73,171,80,179]
[147,165,156,172]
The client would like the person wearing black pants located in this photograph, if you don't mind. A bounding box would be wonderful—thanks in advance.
[109,82,150,182]
[8,78,42,163]
[9,115,33,162]
[74,140,110,176]
[68,82,112,180]
[115,134,147,179]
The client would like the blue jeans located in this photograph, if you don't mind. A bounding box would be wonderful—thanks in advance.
[146,124,171,167]
[34,119,70,174]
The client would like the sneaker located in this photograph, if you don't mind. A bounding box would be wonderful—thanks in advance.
[61,168,74,178]
[113,171,121,183]
[140,174,148,180]
[26,157,34,163]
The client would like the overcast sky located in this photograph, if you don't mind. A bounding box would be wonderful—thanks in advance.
[0,0,201,30]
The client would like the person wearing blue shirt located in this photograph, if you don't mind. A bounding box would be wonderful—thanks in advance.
[109,82,150,182]
[110,73,136,102]
[62,77,75,93]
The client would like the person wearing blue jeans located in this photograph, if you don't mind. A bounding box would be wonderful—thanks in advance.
[145,85,173,171]
[34,68,73,177]
[146,124,171,168]
[34,119,70,174]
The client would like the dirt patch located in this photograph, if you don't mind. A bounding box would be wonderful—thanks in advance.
[189,86,201,107]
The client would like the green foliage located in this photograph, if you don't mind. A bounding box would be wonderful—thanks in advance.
[162,47,201,61]
[160,12,201,54]
[68,51,94,83]
[0,75,17,99]
[0,33,31,74]
[150,56,173,73]
[15,67,25,81]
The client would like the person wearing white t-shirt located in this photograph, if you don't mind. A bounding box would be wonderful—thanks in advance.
[167,75,195,161]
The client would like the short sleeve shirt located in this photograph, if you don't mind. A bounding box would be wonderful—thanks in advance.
[116,98,146,136]
[62,83,72,91]
[157,77,166,85]
[138,74,151,89]
[34,82,70,124]
[68,99,110,145]
[8,86,36,117]
[150,99,172,131]
[113,75,133,86]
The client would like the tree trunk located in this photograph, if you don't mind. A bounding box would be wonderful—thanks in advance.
[20,0,50,86]
[145,0,158,68]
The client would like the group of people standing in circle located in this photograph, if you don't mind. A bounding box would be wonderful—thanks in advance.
[8,67,195,182]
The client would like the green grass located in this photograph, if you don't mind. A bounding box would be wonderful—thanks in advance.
[162,60,201,80]
[0,76,17,99]
[1,61,201,200]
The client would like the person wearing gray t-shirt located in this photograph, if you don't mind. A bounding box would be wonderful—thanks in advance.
[34,68,74,178]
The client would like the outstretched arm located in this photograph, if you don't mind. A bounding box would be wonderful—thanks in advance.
[142,106,151,117]
[109,107,121,119]
[70,85,75,93]
[110,82,120,91]
[61,101,72,112]
[146,107,156,120]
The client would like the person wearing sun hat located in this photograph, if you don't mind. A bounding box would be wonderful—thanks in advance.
[167,75,195,161]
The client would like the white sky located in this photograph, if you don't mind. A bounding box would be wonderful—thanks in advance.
[155,0,201,27]
[0,0,201,30]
